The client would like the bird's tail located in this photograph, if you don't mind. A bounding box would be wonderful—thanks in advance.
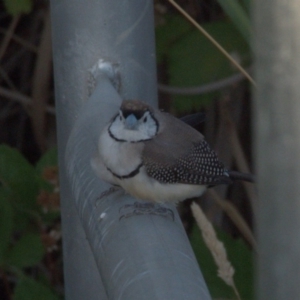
[228,170,255,183]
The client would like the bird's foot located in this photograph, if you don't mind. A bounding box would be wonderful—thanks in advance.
[96,186,121,204]
[119,202,174,221]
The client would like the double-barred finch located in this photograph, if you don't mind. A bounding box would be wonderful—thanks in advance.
[92,100,254,203]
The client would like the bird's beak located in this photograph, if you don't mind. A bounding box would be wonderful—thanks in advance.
[125,114,138,130]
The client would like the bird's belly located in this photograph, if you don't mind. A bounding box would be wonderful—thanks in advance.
[119,167,207,203]
[99,129,143,177]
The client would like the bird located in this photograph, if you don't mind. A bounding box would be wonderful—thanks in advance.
[91,100,254,203]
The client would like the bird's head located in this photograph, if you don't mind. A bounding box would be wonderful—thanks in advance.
[109,100,159,142]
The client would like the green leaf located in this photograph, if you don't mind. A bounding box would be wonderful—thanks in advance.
[168,21,250,112]
[35,147,59,192]
[0,188,14,265]
[155,15,193,63]
[8,233,45,268]
[217,0,251,44]
[3,0,33,16]
[190,225,254,299]
[14,277,60,300]
[35,147,58,176]
[241,0,251,13]
[0,145,40,211]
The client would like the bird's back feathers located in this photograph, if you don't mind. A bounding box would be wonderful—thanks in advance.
[142,109,231,185]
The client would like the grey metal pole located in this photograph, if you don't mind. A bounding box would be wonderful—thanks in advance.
[254,1,300,299]
[50,0,211,299]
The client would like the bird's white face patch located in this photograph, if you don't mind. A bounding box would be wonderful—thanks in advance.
[109,110,158,142]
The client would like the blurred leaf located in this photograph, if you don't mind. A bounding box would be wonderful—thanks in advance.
[168,20,249,112]
[156,15,192,63]
[14,277,60,300]
[4,0,33,16]
[35,147,58,176]
[0,188,14,265]
[0,145,40,210]
[35,147,59,192]
[36,190,61,225]
[217,0,251,43]
[8,233,45,268]
[41,210,61,225]
[241,0,251,13]
[190,225,254,299]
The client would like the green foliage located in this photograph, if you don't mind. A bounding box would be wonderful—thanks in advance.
[0,188,14,265]
[0,145,40,211]
[217,0,251,44]
[14,277,61,300]
[0,145,60,299]
[241,0,251,14]
[35,147,58,176]
[156,15,192,64]
[0,146,38,231]
[156,15,251,112]
[36,147,59,194]
[8,233,45,268]
[190,225,254,299]
[3,0,33,16]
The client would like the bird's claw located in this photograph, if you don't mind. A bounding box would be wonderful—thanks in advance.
[96,186,121,204]
[119,202,174,221]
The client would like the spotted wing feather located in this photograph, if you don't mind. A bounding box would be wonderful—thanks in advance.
[144,140,231,185]
[142,110,231,185]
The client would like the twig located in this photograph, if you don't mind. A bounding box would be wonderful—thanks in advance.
[0,66,18,90]
[0,15,21,61]
[0,86,55,115]
[31,11,53,152]
[158,71,247,95]
[208,189,257,251]
[168,0,256,86]
[0,27,38,52]
[226,113,258,208]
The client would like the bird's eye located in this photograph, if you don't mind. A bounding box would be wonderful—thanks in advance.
[143,117,147,123]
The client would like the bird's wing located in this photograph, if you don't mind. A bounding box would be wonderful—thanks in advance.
[180,112,205,127]
[142,111,231,185]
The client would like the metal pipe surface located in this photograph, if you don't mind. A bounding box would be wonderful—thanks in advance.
[50,0,211,299]
[254,1,300,299]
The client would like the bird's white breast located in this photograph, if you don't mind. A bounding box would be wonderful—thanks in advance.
[97,125,144,178]
[94,125,207,203]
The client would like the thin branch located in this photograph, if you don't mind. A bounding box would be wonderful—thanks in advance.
[0,27,38,52]
[0,15,21,61]
[0,66,18,90]
[31,11,53,152]
[158,71,247,95]
[226,113,258,208]
[168,0,256,86]
[208,189,257,251]
[0,86,55,115]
